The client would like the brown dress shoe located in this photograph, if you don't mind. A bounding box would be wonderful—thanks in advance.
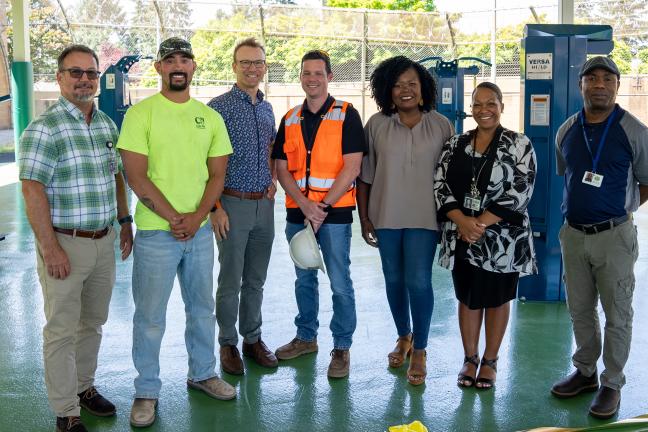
[551,369,598,398]
[589,386,621,419]
[327,349,350,378]
[220,345,244,375]
[243,339,278,368]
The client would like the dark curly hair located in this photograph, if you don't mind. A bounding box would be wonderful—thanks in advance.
[369,56,437,115]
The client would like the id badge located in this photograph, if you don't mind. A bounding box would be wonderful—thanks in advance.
[463,193,481,211]
[109,154,117,175]
[582,171,603,187]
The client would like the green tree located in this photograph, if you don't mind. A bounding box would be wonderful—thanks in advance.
[6,0,73,78]
[326,0,436,12]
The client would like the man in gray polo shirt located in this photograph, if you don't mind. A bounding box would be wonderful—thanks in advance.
[551,56,648,419]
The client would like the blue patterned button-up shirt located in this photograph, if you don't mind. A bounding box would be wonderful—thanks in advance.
[208,85,276,192]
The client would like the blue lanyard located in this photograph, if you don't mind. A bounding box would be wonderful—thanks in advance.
[579,106,617,173]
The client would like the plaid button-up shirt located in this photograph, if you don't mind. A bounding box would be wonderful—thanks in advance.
[19,96,121,230]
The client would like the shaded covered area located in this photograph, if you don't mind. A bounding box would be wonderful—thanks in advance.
[1,180,648,431]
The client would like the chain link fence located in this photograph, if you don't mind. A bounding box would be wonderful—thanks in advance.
[10,0,648,125]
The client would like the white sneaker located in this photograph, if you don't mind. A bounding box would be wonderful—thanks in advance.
[130,398,157,428]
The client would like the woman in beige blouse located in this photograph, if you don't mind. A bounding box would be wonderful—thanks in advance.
[357,56,454,386]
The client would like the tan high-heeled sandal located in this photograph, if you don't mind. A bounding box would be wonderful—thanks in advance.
[387,333,412,368]
[407,349,427,386]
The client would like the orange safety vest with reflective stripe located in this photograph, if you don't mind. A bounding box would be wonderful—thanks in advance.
[283,99,356,209]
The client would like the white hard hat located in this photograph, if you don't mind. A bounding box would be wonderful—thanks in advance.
[289,222,326,273]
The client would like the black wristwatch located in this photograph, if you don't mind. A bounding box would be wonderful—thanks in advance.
[322,202,333,213]
[118,215,133,225]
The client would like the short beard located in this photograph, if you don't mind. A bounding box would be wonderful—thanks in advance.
[75,93,95,103]
[168,73,189,91]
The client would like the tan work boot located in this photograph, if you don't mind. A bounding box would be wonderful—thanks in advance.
[187,376,236,401]
[327,349,350,378]
[275,337,318,360]
[130,398,157,428]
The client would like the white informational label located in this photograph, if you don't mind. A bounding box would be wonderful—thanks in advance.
[526,53,552,80]
[105,73,116,90]
[442,87,452,105]
[530,94,550,126]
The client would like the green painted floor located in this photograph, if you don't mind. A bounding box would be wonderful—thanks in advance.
[1,180,648,432]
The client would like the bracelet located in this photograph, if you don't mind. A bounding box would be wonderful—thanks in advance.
[118,215,133,225]
[321,201,333,213]
[210,199,222,213]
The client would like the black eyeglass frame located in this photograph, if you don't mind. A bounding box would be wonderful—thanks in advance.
[60,68,101,80]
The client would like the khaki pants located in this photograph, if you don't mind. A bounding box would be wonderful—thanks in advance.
[559,220,638,390]
[36,228,116,417]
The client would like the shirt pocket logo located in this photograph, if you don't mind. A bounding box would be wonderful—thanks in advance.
[195,117,206,129]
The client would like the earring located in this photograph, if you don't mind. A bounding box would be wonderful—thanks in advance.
[419,99,424,106]
[390,103,396,109]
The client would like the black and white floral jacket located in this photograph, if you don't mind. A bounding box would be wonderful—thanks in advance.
[433,127,538,276]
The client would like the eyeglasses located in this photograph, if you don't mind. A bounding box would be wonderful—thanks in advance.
[60,68,101,80]
[238,60,266,69]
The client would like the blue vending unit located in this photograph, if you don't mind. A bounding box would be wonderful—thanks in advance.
[518,24,614,301]
[420,57,490,134]
[98,55,145,130]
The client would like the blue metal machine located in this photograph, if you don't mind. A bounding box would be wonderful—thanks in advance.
[517,24,614,301]
[98,55,145,130]
[420,57,491,134]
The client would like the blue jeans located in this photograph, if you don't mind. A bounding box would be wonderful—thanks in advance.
[131,224,216,398]
[285,222,356,350]
[375,228,439,350]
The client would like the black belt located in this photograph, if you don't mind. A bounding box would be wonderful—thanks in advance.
[568,214,631,235]
[54,227,110,239]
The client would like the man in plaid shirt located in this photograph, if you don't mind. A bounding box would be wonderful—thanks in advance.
[19,45,133,432]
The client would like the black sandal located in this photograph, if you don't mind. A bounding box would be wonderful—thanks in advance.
[457,354,479,388]
[476,357,498,390]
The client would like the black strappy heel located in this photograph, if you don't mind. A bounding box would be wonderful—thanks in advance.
[457,354,480,388]
[476,356,498,390]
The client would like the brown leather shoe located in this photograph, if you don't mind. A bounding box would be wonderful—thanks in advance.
[327,349,350,378]
[220,345,244,375]
[243,339,278,368]
[589,386,621,419]
[551,369,598,398]
[275,337,318,360]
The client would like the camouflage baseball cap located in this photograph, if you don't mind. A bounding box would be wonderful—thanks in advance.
[157,37,194,61]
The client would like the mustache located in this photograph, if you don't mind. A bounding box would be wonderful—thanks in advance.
[74,83,94,90]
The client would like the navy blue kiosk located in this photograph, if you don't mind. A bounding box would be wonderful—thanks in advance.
[518,24,614,301]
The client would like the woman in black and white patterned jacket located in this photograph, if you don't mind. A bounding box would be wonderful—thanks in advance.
[433,81,537,390]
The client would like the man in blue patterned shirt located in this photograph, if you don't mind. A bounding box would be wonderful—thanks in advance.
[19,45,133,432]
[207,38,278,375]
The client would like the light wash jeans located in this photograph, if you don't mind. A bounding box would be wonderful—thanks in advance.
[375,228,439,350]
[285,222,356,350]
[131,224,217,398]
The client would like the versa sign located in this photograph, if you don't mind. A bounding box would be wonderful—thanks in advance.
[526,53,552,80]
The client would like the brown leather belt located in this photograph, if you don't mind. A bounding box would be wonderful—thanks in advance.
[53,227,110,239]
[223,188,265,200]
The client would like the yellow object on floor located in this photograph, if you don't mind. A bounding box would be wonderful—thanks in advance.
[388,420,428,432]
